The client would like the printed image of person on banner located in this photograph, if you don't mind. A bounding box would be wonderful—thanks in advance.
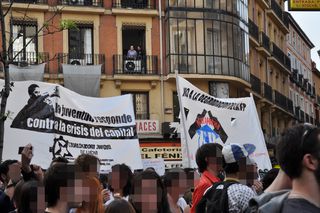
[175,76,271,173]
[11,83,59,129]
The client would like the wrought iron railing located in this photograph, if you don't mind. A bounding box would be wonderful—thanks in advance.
[250,74,261,95]
[290,69,298,83]
[259,32,270,51]
[306,114,310,123]
[270,0,283,21]
[58,0,103,7]
[298,74,303,87]
[11,51,49,73]
[57,53,105,73]
[274,90,287,110]
[112,0,156,9]
[294,106,300,119]
[271,42,285,65]
[249,19,259,42]
[12,0,48,3]
[287,98,294,114]
[263,83,273,102]
[113,55,158,75]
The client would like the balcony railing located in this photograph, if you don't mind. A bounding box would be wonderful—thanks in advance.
[317,96,320,106]
[58,0,103,7]
[312,86,316,98]
[300,110,305,122]
[310,117,314,125]
[250,74,261,95]
[11,51,49,73]
[259,32,270,51]
[294,106,300,119]
[307,82,312,95]
[302,78,308,91]
[270,0,283,21]
[249,19,259,42]
[57,53,105,73]
[306,114,310,123]
[287,98,294,114]
[11,0,48,3]
[290,69,298,83]
[112,0,156,9]
[274,90,287,110]
[263,83,273,102]
[298,74,303,87]
[113,55,158,75]
[271,42,288,69]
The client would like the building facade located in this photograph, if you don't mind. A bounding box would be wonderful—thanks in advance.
[0,0,317,166]
[286,12,316,125]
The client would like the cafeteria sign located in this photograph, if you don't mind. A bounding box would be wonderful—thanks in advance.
[289,0,320,11]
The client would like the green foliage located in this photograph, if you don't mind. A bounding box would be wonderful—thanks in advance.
[59,20,78,31]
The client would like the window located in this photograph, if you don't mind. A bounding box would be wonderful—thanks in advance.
[12,20,37,62]
[69,24,93,61]
[122,92,149,119]
[173,92,180,122]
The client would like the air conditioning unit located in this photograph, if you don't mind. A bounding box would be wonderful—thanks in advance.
[124,59,142,73]
[70,59,85,66]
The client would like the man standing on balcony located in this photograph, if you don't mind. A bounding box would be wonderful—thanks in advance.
[127,45,137,59]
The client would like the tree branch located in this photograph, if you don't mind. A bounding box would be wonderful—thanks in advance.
[3,0,13,17]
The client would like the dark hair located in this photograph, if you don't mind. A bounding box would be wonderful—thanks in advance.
[196,143,223,173]
[110,164,133,197]
[163,168,185,188]
[44,163,76,207]
[28,84,39,96]
[277,124,320,178]
[131,170,170,213]
[18,180,42,213]
[262,168,279,190]
[223,161,239,174]
[12,179,25,209]
[50,157,69,166]
[0,159,18,182]
[75,154,100,173]
[105,199,136,213]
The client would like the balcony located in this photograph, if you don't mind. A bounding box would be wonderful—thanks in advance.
[256,0,270,9]
[58,0,103,7]
[310,117,314,125]
[294,106,300,119]
[57,53,105,73]
[267,0,289,33]
[302,78,308,92]
[306,82,312,95]
[274,90,287,110]
[113,55,158,75]
[250,74,261,95]
[306,114,310,123]
[269,42,290,73]
[287,98,294,114]
[298,74,303,87]
[257,32,270,56]
[300,110,305,122]
[112,0,156,9]
[263,83,273,102]
[311,86,316,98]
[290,69,298,83]
[249,19,259,46]
[11,0,48,3]
[11,51,49,73]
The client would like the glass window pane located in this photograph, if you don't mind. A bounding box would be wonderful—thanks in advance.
[197,56,205,74]
[221,22,227,56]
[227,23,233,58]
[187,20,196,54]
[195,20,204,54]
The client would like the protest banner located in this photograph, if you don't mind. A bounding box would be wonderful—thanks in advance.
[0,80,143,172]
[176,76,272,172]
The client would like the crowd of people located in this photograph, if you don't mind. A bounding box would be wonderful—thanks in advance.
[0,123,319,212]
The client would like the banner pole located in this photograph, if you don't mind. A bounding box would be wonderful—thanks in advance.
[175,73,191,168]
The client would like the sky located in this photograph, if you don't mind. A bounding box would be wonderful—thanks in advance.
[285,2,320,68]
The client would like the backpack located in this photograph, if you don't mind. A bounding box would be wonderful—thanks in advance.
[195,180,238,213]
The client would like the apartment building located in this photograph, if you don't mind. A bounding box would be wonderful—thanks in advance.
[248,0,293,142]
[312,62,320,125]
[286,12,316,125]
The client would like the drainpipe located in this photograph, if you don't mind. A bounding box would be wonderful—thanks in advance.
[159,0,164,133]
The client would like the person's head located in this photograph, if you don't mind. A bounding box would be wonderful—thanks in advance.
[0,159,21,185]
[44,163,81,208]
[262,168,279,190]
[163,168,188,202]
[131,170,169,213]
[277,124,320,184]
[75,154,100,178]
[17,180,45,213]
[105,199,136,213]
[109,164,133,197]
[28,84,40,98]
[76,176,104,213]
[195,143,223,174]
[137,46,141,51]
[222,143,258,185]
[130,45,134,50]
[50,157,69,167]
